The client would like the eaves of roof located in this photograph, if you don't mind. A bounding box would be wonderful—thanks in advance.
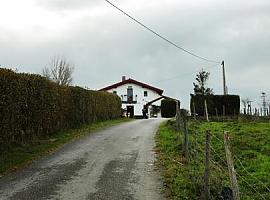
[99,78,164,95]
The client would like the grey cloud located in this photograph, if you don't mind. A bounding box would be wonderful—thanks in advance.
[1,0,269,108]
[36,0,102,11]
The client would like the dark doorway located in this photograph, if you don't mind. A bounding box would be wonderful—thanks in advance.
[126,106,134,118]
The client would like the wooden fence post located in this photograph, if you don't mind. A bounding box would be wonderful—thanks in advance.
[193,101,196,120]
[176,101,188,162]
[183,113,189,162]
[224,131,240,200]
[176,100,182,147]
[215,108,219,121]
[204,99,209,122]
[204,130,210,200]
[176,100,181,132]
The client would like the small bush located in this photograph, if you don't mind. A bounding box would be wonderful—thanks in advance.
[161,99,176,118]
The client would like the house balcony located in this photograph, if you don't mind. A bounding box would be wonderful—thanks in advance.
[121,95,138,104]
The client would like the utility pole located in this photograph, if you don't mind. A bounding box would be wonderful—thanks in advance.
[221,61,228,95]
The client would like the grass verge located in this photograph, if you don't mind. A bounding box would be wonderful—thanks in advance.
[156,120,270,199]
[0,118,131,175]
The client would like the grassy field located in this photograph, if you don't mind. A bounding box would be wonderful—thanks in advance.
[156,119,270,200]
[0,118,131,175]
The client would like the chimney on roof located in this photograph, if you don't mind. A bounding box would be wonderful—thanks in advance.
[122,76,126,82]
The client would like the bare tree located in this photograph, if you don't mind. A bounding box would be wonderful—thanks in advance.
[43,56,74,86]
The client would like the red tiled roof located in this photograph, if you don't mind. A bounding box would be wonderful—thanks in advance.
[99,78,163,95]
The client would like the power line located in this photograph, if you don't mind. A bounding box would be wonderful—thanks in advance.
[105,0,221,64]
[155,63,220,84]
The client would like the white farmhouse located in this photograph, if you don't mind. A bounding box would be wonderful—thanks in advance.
[100,76,165,118]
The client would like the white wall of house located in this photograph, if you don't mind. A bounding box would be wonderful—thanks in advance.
[106,83,162,116]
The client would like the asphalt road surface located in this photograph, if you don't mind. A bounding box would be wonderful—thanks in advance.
[0,119,167,200]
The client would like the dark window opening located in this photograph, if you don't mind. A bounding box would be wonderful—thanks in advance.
[144,91,148,97]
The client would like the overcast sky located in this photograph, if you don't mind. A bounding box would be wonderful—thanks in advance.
[0,0,269,109]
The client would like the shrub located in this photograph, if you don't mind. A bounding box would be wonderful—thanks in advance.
[190,94,240,116]
[161,99,176,118]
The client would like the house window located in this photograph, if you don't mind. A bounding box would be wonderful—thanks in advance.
[144,91,148,97]
[127,86,133,102]
[113,91,117,94]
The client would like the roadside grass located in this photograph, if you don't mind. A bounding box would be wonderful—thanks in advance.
[0,118,131,175]
[156,120,270,200]
[156,121,202,200]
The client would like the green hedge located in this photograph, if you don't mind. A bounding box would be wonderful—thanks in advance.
[0,68,121,148]
[161,99,176,118]
[190,94,240,116]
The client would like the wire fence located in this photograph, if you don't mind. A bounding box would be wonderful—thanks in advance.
[175,110,270,200]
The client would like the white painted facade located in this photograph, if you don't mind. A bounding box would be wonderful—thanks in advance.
[106,83,163,117]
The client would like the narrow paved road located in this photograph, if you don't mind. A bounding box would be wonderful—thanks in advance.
[0,119,167,200]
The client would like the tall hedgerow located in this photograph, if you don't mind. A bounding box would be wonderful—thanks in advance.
[0,68,121,149]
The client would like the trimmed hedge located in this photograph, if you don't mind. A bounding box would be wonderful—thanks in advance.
[190,94,240,116]
[161,99,176,118]
[0,68,121,148]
